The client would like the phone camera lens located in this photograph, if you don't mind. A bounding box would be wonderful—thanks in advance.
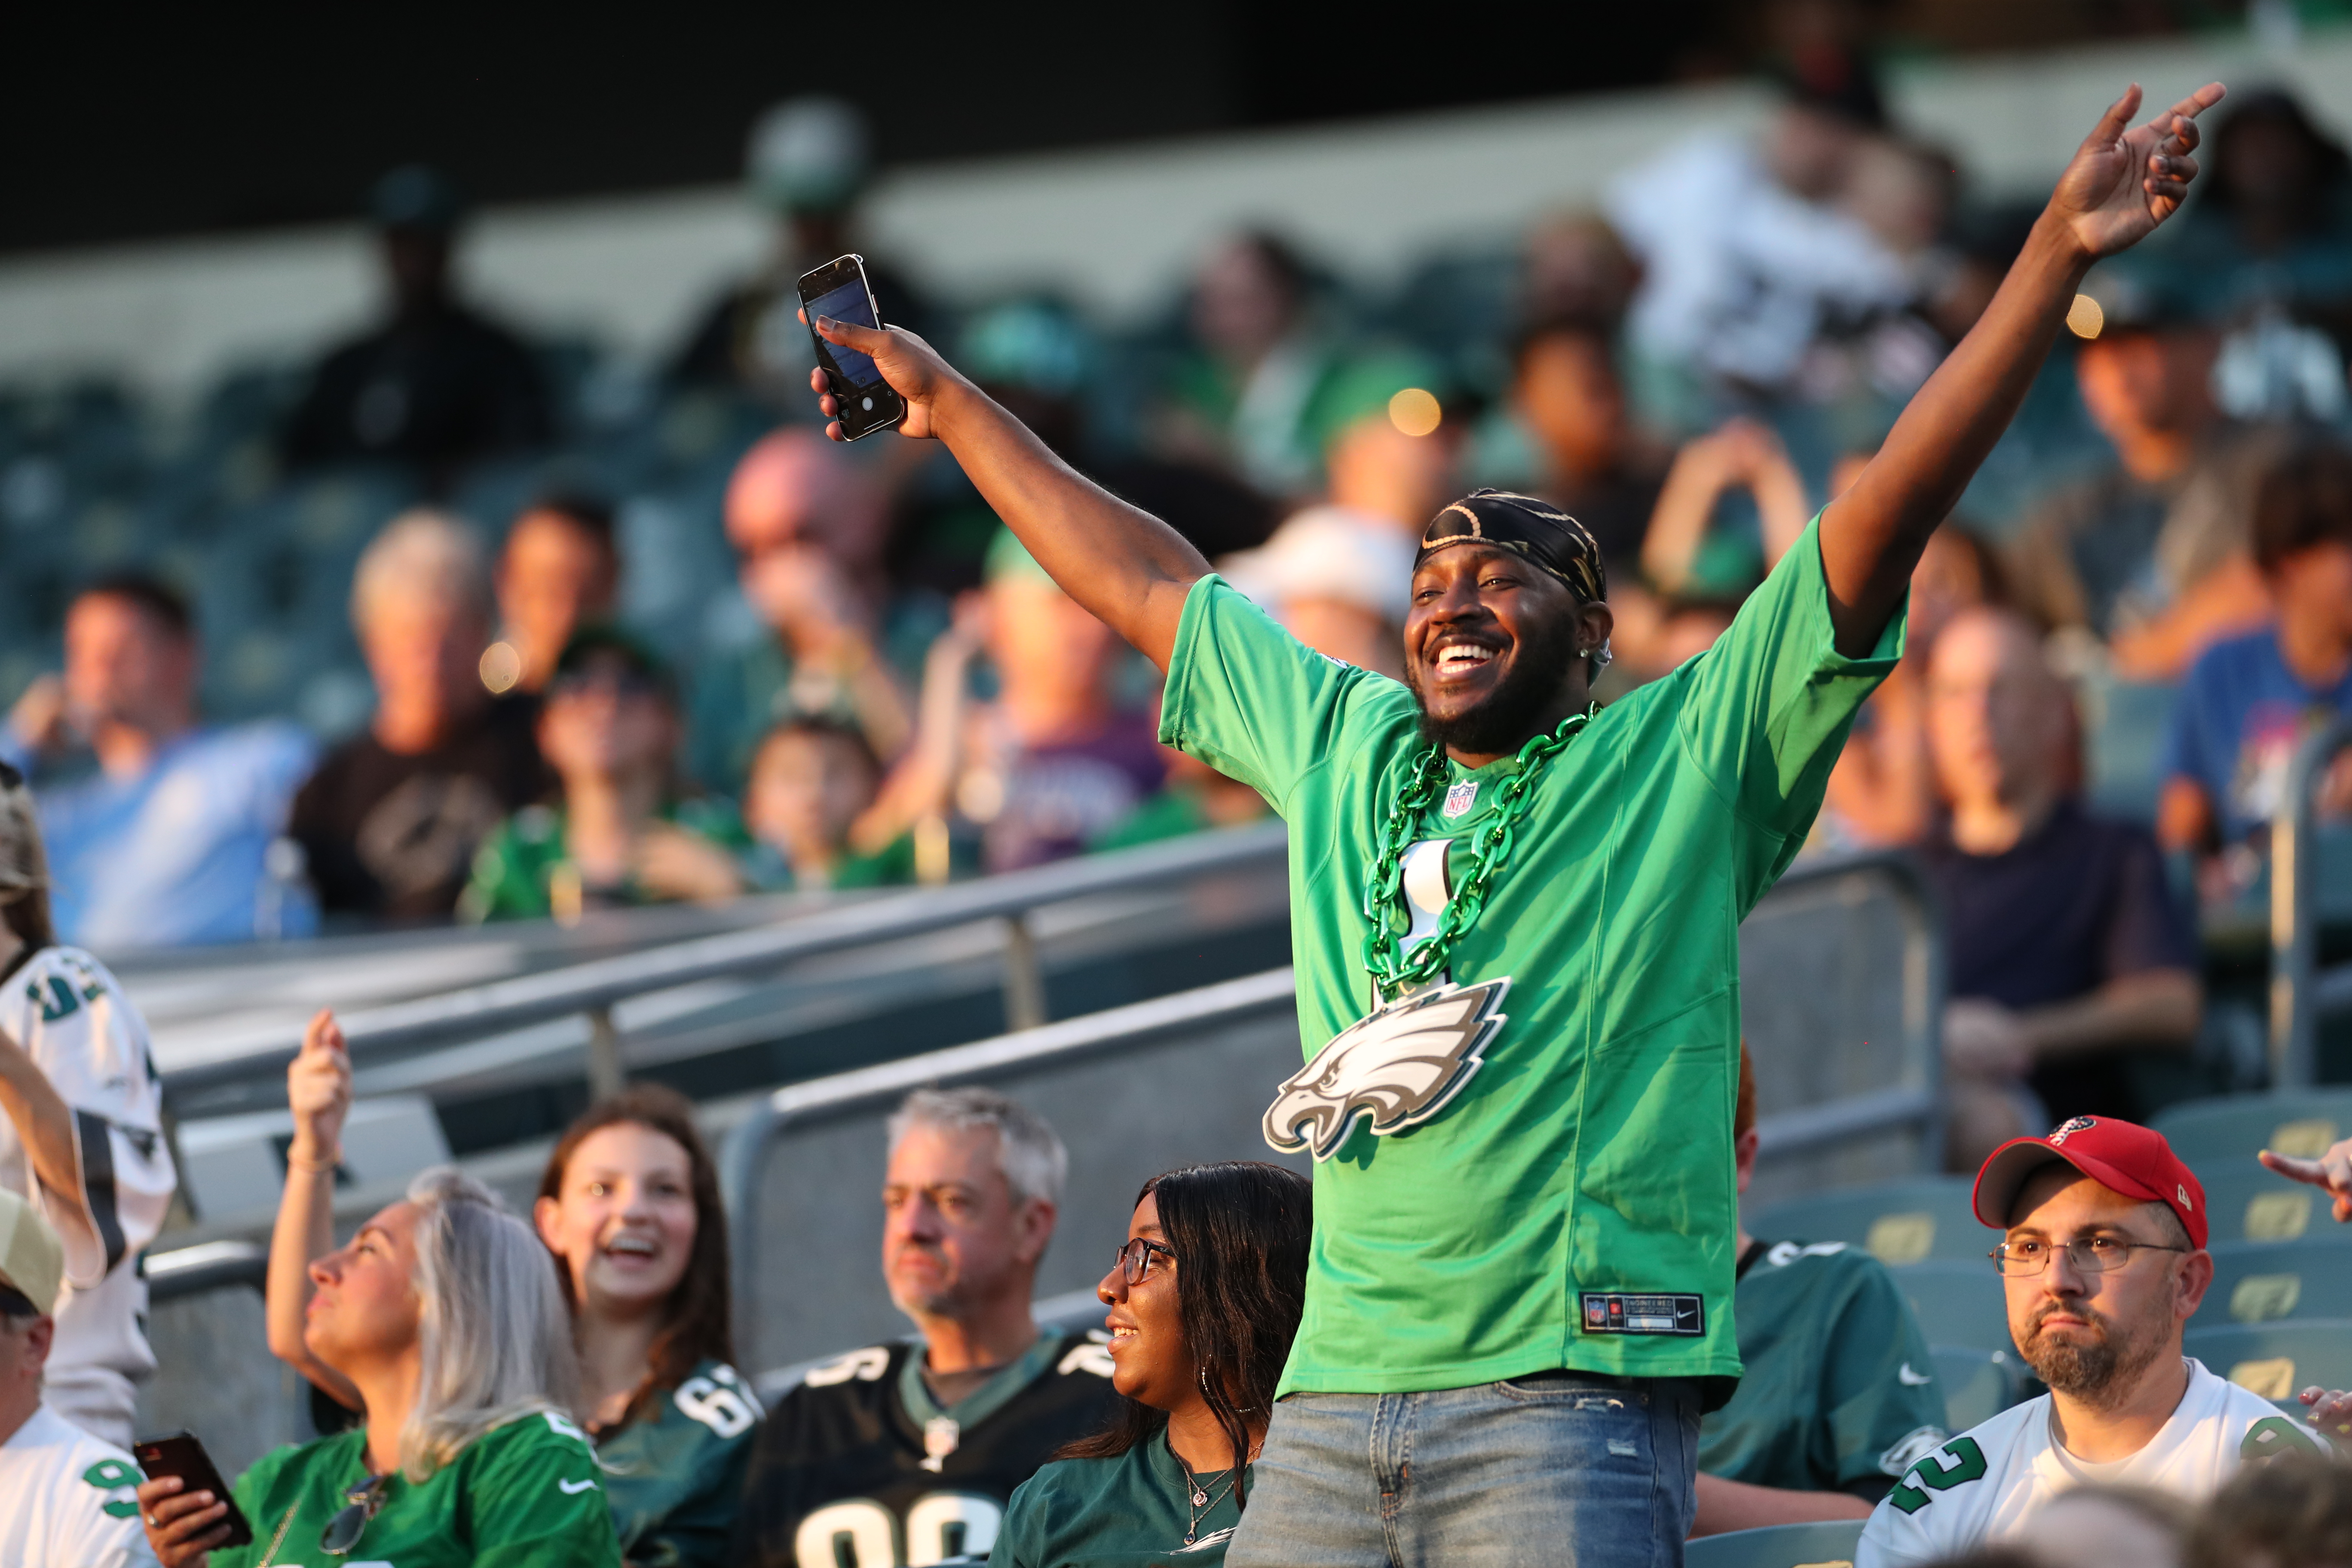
[861,396,874,411]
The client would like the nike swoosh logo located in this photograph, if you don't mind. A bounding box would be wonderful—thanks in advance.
[558,1477,598,1494]
[1899,1362,1932,1386]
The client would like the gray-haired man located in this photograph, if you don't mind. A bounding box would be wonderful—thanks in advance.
[729,1088,1118,1567]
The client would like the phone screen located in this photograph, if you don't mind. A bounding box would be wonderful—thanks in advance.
[804,279,886,388]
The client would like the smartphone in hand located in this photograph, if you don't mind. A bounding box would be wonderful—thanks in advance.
[133,1431,256,1549]
[798,254,909,441]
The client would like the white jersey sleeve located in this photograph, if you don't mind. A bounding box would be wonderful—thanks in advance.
[0,1403,159,1568]
[0,947,175,1287]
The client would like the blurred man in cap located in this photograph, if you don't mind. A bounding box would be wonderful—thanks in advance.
[282,163,551,481]
[669,97,932,401]
[1856,1116,2341,1566]
[0,1187,156,1567]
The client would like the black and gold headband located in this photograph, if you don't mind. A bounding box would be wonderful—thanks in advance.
[1415,489,1606,605]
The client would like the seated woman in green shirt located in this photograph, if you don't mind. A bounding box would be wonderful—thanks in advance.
[993,1161,1310,1568]
[534,1085,763,1567]
[461,627,751,924]
[137,1014,617,1566]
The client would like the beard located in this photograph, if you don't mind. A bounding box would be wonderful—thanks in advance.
[1405,609,1584,756]
[2017,1298,2172,1407]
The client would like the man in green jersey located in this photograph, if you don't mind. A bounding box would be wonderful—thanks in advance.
[800,80,2224,1565]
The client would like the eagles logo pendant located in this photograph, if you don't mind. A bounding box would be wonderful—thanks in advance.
[1262,977,1511,1161]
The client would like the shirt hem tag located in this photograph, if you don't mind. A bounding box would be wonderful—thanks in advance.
[1578,1292,1706,1336]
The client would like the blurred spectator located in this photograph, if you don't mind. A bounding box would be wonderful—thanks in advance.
[1220,507,1414,678]
[1090,751,1269,852]
[2158,441,2352,878]
[1519,211,1642,330]
[740,716,912,892]
[281,165,551,480]
[2030,1485,2190,1568]
[2159,88,2352,329]
[865,533,1165,874]
[728,1087,1118,1568]
[2006,275,2275,681]
[1691,1045,1945,1537]
[483,493,622,698]
[288,510,551,924]
[462,628,746,923]
[689,429,920,794]
[2184,1452,2352,1568]
[670,98,932,401]
[0,574,315,946]
[1921,609,2202,1166]
[0,764,177,1449]
[1508,314,1672,582]
[0,1188,155,1568]
[1608,60,1909,399]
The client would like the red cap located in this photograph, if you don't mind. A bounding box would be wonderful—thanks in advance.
[1972,1115,2208,1250]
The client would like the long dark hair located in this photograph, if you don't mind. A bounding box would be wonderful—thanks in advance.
[1060,1161,1312,1509]
[536,1083,733,1420]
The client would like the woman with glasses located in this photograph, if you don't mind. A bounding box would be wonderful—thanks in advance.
[533,1084,761,1567]
[134,1018,619,1565]
[992,1161,1310,1567]
[460,626,750,923]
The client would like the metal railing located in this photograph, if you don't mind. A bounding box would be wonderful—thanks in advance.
[719,848,1945,1369]
[163,820,1289,1096]
[2272,716,2352,1087]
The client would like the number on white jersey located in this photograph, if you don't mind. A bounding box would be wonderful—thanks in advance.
[676,1374,759,1439]
[790,1493,1004,1568]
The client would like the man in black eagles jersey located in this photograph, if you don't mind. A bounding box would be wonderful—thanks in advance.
[730,1089,1117,1567]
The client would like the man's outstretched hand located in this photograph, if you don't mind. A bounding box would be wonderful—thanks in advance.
[802,309,955,441]
[2049,81,2226,262]
[2260,1136,2352,1223]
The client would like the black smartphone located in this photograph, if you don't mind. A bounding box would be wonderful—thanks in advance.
[797,253,908,441]
[132,1431,256,1549]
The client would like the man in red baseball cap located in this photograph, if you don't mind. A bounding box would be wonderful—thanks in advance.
[1856,1115,2339,1566]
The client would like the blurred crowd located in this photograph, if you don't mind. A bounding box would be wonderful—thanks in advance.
[4,54,2352,1143]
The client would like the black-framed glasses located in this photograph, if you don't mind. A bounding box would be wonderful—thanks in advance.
[1114,1237,1176,1286]
[320,1472,391,1556]
[1989,1236,2190,1277]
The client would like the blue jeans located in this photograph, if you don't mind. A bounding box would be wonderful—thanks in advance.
[1226,1373,1701,1568]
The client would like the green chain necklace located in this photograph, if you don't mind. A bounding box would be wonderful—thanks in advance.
[1357,707,1596,1000]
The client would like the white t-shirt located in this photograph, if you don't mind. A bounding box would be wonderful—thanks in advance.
[0,947,177,1444]
[0,1400,158,1567]
[1857,1358,2328,1566]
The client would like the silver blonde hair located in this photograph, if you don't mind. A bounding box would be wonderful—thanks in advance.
[351,509,493,632]
[887,1087,1066,1208]
[399,1167,582,1482]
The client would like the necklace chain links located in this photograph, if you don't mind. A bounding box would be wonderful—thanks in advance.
[1357,708,1594,998]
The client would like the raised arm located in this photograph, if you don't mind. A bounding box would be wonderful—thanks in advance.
[1819,82,2225,655]
[265,1008,362,1411]
[805,316,1210,671]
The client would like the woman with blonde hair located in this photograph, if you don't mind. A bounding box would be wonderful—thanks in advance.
[136,1010,620,1566]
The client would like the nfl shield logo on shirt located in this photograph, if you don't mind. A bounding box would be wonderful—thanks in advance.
[1442,781,1479,818]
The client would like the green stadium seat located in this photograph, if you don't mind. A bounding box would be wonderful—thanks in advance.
[2156,1092,2352,1170]
[2184,1318,2352,1404]
[2193,1165,2340,1246]
[2205,1239,2352,1326]
[1893,1260,2013,1355]
[1932,1344,2032,1432]
[1750,1179,1984,1265]
[1686,1519,1865,1568]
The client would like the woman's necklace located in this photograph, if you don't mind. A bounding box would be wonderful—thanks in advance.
[1173,1433,1262,1547]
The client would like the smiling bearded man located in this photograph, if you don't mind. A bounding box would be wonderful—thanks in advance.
[800,80,2229,1567]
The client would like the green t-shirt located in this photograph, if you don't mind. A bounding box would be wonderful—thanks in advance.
[459,799,752,923]
[597,1360,764,1568]
[215,1409,622,1568]
[992,1436,1247,1568]
[1697,1240,1949,1499]
[1158,517,1902,1396]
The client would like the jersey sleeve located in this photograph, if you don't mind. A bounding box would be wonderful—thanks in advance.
[12,950,176,1286]
[1818,1259,1948,1499]
[1158,574,1399,814]
[65,1445,156,1568]
[633,1372,764,1568]
[1675,516,1905,907]
[986,1473,1045,1568]
[466,1412,624,1568]
[1856,1431,1994,1568]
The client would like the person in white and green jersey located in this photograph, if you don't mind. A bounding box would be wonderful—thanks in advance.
[800,79,2226,1566]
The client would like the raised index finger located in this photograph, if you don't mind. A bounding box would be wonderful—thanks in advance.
[2151,82,2226,140]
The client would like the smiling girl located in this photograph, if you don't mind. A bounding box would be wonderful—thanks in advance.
[534,1086,760,1567]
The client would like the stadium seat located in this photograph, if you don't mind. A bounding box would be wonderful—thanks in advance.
[2156,1091,2352,1169]
[2184,1318,2352,1404]
[1686,1518,1865,1568]
[1749,1178,1983,1265]
[1893,1260,2013,1355]
[2193,1164,2340,1246]
[1932,1344,2032,1432]
[2205,1239,2352,1326]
